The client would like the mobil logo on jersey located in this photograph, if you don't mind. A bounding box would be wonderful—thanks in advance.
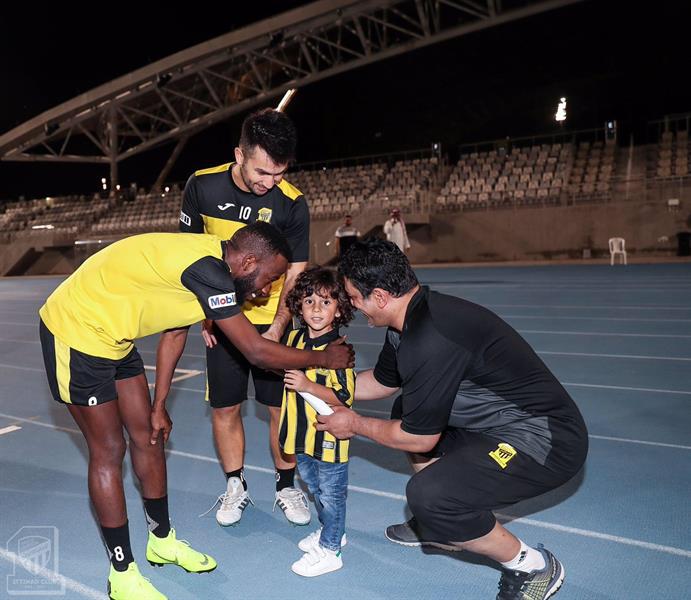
[208,292,237,309]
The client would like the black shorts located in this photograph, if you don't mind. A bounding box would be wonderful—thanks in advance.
[39,319,144,407]
[391,397,586,542]
[206,323,285,409]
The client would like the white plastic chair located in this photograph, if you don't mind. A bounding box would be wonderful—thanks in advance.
[609,237,627,265]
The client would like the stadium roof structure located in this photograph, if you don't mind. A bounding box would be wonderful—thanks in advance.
[0,0,582,189]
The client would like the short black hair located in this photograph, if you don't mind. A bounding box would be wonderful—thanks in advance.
[229,221,292,262]
[239,108,297,165]
[338,238,418,299]
[286,266,354,329]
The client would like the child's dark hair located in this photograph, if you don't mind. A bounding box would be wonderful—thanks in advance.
[286,266,354,329]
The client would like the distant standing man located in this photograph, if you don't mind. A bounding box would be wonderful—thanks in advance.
[383,208,410,253]
[334,214,361,259]
[180,108,311,527]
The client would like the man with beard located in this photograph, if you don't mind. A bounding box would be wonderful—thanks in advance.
[179,108,313,527]
[38,223,353,600]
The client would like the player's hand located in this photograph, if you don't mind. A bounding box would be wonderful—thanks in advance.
[261,324,282,343]
[323,337,355,369]
[316,405,357,439]
[201,319,217,348]
[284,369,309,391]
[150,407,172,445]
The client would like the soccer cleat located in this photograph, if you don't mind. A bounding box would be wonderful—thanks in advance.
[274,486,311,525]
[291,545,343,577]
[107,562,167,600]
[385,518,460,551]
[496,545,565,600]
[213,477,253,526]
[146,528,217,573]
[298,527,347,552]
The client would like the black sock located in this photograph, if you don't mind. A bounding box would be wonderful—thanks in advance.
[101,522,134,572]
[143,496,171,538]
[275,467,296,492]
[225,468,247,491]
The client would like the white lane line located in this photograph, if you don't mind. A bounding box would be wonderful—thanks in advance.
[562,382,691,396]
[484,304,691,311]
[588,435,691,451]
[517,330,691,339]
[0,547,107,600]
[1,411,689,558]
[140,348,206,359]
[1,362,689,397]
[501,314,691,323]
[143,365,203,383]
[493,516,691,559]
[4,409,690,454]
[537,350,691,362]
[0,363,43,372]
[0,425,22,436]
[357,409,691,452]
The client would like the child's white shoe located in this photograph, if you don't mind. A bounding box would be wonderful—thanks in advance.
[298,528,347,552]
[291,545,343,577]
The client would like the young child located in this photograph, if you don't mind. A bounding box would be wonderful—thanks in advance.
[279,266,355,577]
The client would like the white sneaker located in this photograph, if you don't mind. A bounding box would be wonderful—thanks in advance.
[215,477,253,526]
[298,528,347,552]
[291,545,343,577]
[274,487,311,525]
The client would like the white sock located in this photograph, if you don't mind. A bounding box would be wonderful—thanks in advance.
[500,540,545,573]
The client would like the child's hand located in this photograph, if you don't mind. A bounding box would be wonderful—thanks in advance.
[284,369,310,392]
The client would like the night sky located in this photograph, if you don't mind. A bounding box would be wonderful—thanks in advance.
[1,1,689,200]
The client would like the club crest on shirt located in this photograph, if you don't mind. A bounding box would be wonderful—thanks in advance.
[488,442,517,469]
[257,207,272,223]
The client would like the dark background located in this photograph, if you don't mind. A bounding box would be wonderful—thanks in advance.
[1,1,689,199]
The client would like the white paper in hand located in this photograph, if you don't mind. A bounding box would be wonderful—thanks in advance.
[299,391,334,415]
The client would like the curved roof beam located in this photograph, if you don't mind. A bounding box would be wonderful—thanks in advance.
[0,0,582,168]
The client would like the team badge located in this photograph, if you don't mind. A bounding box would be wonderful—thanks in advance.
[488,443,517,469]
[257,207,272,223]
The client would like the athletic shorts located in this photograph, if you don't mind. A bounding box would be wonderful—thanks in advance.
[391,396,587,542]
[206,323,285,409]
[39,319,144,407]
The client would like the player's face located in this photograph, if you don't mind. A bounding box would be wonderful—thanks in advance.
[344,278,382,327]
[235,253,288,302]
[236,146,288,195]
[300,290,340,335]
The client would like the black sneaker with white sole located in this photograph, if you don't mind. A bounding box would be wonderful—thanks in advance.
[496,544,565,600]
[384,518,460,552]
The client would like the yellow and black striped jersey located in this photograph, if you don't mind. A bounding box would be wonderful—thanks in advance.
[279,327,355,463]
[39,233,240,360]
[179,162,309,324]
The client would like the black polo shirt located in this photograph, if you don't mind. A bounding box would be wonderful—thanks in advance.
[373,286,587,469]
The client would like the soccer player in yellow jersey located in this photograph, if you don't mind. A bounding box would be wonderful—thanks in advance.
[278,267,356,577]
[180,108,313,526]
[38,223,353,600]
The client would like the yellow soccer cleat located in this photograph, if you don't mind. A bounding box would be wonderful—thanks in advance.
[107,562,167,600]
[146,528,217,573]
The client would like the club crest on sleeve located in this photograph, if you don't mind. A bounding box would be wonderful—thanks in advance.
[208,292,236,309]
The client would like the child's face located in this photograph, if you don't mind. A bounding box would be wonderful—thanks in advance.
[300,290,340,336]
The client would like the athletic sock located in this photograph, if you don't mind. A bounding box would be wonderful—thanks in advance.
[500,540,546,573]
[225,468,247,491]
[143,495,171,538]
[275,467,296,492]
[101,522,134,572]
